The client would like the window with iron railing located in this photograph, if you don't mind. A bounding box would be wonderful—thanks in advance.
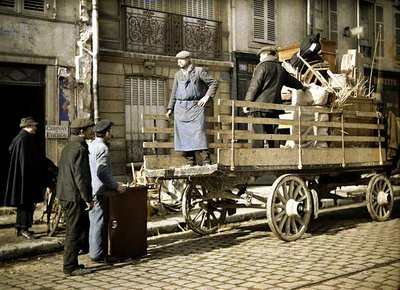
[124,4,222,60]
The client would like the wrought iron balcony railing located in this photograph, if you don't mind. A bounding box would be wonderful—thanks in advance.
[125,6,222,60]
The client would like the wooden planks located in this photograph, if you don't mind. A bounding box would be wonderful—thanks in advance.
[216,148,386,167]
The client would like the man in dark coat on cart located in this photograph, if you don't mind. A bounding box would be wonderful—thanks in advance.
[243,46,307,148]
[166,50,218,166]
[4,117,45,240]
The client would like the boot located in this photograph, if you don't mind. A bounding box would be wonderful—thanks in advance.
[185,151,196,166]
[200,150,211,165]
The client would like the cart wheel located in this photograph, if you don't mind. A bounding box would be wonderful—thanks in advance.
[366,174,394,221]
[182,183,227,235]
[48,198,63,237]
[267,174,312,242]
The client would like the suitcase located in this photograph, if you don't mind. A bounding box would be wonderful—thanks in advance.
[103,186,147,262]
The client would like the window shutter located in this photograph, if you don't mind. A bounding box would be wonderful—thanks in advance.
[329,0,338,43]
[253,0,265,41]
[125,76,166,141]
[182,0,214,20]
[253,0,275,43]
[266,0,275,42]
[0,0,15,8]
[23,0,44,12]
[125,0,163,11]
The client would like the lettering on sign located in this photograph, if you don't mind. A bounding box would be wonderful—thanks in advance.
[45,125,69,138]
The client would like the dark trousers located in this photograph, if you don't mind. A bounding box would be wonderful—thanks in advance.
[251,111,279,148]
[15,204,35,230]
[60,200,90,274]
[185,150,211,165]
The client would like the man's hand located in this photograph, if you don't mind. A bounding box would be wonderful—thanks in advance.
[117,183,127,193]
[198,95,210,107]
[85,201,94,211]
[166,109,172,119]
[243,107,250,114]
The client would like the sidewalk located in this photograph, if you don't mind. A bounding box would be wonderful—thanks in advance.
[1,184,399,262]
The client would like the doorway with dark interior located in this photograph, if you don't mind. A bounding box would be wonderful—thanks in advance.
[0,63,46,204]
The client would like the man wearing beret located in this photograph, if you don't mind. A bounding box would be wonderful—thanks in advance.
[88,119,126,263]
[56,118,94,276]
[166,50,218,166]
[4,117,45,240]
[243,46,307,148]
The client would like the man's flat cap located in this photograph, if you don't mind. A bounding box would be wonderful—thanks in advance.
[94,119,114,133]
[70,118,94,129]
[257,45,277,56]
[175,50,191,59]
[20,116,39,128]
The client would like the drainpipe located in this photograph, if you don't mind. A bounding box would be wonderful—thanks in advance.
[92,0,99,123]
[356,0,360,53]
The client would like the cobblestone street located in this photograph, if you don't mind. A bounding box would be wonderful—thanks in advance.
[1,202,399,290]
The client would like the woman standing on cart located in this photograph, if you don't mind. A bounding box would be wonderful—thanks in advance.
[166,50,218,166]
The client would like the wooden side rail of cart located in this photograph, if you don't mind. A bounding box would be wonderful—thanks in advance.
[215,98,386,170]
[142,97,386,173]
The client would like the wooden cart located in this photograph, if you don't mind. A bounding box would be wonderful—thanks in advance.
[140,50,397,241]
[141,96,397,241]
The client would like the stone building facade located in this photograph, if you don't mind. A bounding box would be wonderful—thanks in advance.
[0,0,398,184]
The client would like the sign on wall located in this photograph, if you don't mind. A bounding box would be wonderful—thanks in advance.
[45,125,69,138]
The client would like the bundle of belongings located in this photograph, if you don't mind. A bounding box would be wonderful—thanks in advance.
[283,83,330,149]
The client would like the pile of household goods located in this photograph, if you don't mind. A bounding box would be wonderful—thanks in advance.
[279,34,373,149]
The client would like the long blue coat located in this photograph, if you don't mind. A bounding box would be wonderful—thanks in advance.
[167,65,218,151]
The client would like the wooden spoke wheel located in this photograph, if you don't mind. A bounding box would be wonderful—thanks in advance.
[366,174,394,221]
[182,183,227,235]
[267,174,312,242]
[48,197,63,237]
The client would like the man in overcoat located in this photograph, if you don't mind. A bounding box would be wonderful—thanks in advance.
[56,118,94,276]
[243,46,307,148]
[4,116,45,239]
[166,50,218,166]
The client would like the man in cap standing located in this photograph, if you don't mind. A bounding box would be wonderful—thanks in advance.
[4,117,45,239]
[88,119,126,263]
[243,46,307,148]
[57,118,94,276]
[166,50,218,166]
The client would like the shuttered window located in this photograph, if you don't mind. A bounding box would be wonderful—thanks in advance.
[0,0,47,14]
[375,5,384,57]
[396,12,400,61]
[181,0,214,20]
[125,76,166,141]
[308,0,324,36]
[253,0,275,43]
[308,0,337,42]
[124,0,163,11]
[328,0,338,43]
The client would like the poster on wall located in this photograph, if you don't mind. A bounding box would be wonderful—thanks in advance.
[59,76,71,124]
